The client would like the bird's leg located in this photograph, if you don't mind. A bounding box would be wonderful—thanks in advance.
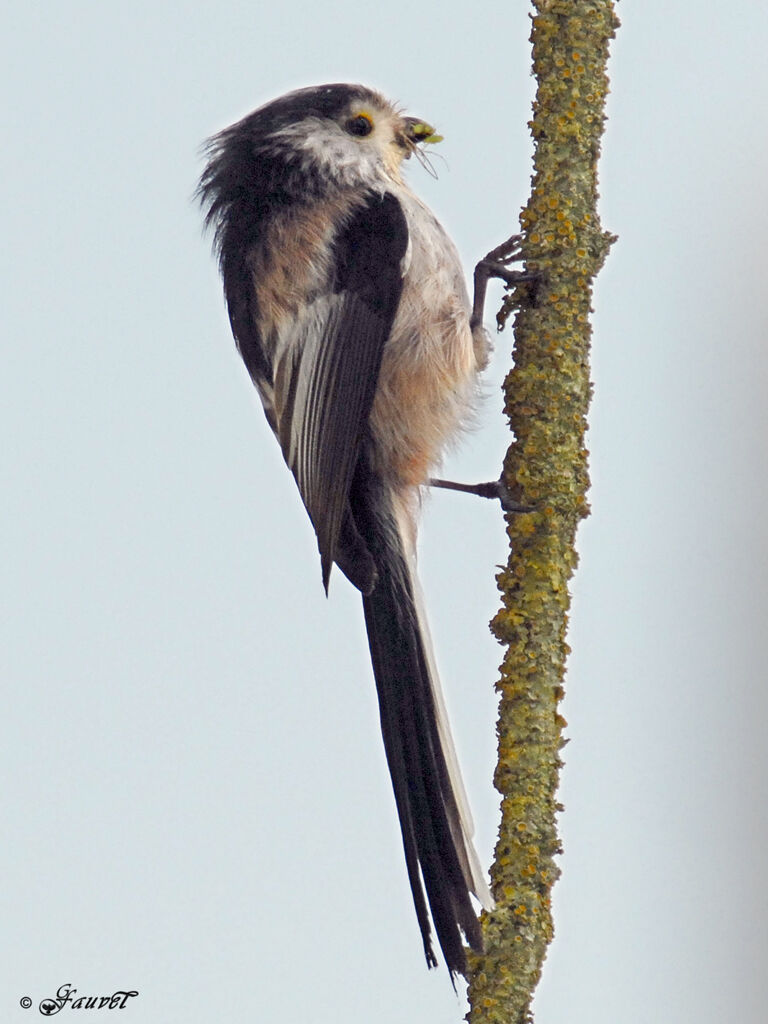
[470,233,537,329]
[429,477,534,514]
[436,236,537,514]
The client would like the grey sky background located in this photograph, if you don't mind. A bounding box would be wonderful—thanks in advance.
[3,2,767,1021]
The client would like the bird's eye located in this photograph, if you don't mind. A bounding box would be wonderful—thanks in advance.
[345,113,374,137]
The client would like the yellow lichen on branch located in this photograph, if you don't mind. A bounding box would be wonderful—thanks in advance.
[466,3,618,1022]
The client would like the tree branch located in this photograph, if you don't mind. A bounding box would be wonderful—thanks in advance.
[466,3,619,1021]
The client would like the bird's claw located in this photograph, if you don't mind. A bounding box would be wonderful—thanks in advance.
[493,477,536,514]
[472,234,540,326]
[484,233,524,265]
[429,476,535,514]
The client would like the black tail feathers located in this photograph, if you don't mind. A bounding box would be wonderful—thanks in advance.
[355,478,486,978]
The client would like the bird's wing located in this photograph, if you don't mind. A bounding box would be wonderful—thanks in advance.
[271,191,409,591]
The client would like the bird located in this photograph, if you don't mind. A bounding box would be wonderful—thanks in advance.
[198,83,526,978]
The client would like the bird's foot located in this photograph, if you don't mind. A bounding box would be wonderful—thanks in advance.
[429,477,534,514]
[471,234,540,326]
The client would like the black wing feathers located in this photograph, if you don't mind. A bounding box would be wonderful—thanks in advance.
[198,127,277,397]
[278,192,408,590]
[200,117,408,590]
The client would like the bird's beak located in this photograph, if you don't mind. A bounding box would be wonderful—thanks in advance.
[401,116,444,150]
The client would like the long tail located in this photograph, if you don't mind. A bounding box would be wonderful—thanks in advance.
[352,471,493,978]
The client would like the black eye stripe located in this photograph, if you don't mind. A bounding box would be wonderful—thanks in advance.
[345,114,373,137]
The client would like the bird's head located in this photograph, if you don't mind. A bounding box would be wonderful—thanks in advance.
[202,83,442,203]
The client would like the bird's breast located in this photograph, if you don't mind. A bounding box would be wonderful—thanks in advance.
[369,189,478,488]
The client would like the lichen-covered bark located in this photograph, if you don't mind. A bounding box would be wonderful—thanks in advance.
[466,3,618,1022]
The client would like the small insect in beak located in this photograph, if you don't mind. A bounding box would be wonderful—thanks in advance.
[402,116,444,148]
[399,116,444,178]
